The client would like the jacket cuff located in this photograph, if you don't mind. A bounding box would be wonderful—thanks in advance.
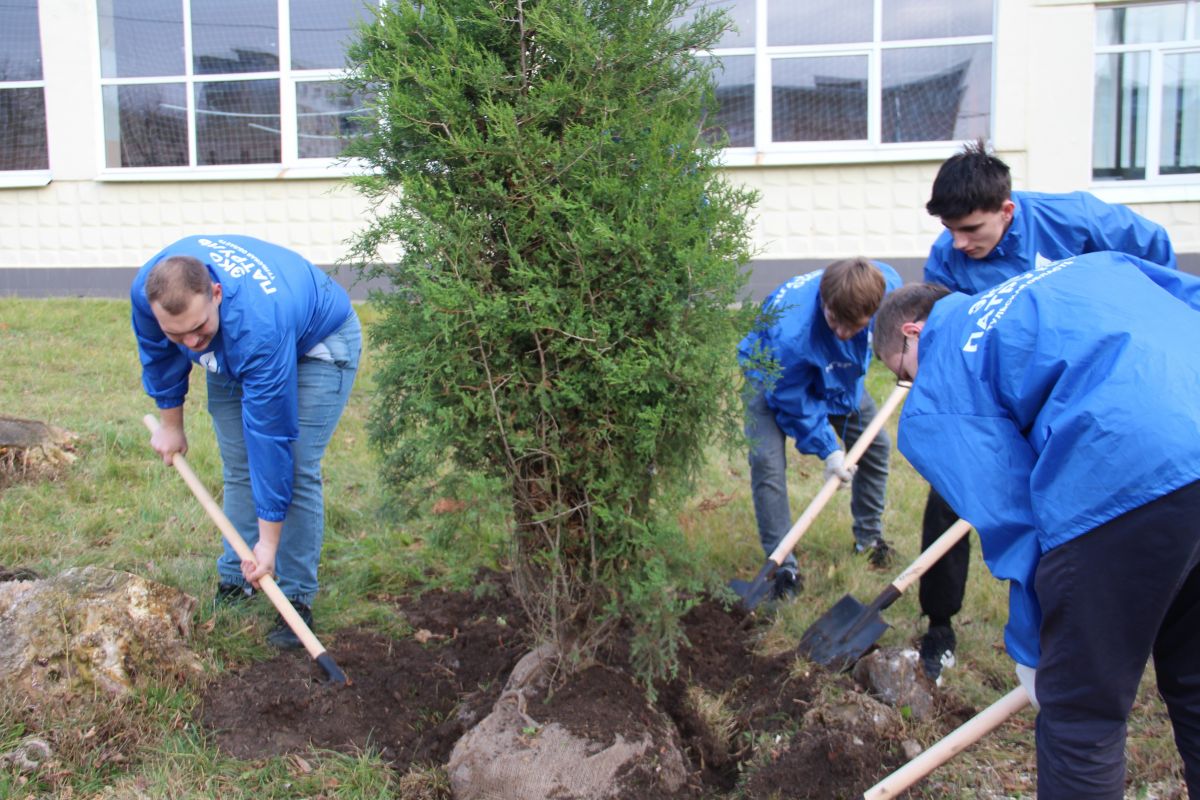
[256,507,287,523]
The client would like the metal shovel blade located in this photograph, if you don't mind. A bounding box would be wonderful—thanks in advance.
[729,560,777,611]
[797,593,890,672]
[728,576,771,611]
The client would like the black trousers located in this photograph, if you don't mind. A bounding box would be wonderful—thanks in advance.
[918,486,970,627]
[1034,480,1200,799]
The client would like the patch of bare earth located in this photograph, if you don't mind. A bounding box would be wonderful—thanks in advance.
[198,572,977,797]
[200,573,528,764]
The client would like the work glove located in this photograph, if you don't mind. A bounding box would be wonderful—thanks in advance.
[823,450,856,489]
[1016,663,1039,711]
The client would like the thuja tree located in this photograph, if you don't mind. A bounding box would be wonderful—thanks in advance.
[344,0,757,682]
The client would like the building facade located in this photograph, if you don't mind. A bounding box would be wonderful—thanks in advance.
[1,0,1198,300]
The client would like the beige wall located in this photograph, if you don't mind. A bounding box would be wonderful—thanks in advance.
[0,180,375,269]
[3,0,1197,277]
[725,163,946,262]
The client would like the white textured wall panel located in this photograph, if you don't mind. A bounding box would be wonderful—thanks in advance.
[0,180,378,268]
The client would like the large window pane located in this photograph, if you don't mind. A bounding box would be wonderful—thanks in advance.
[195,79,280,165]
[1093,52,1149,180]
[291,0,376,69]
[676,0,755,49]
[102,83,188,167]
[192,0,278,75]
[702,54,754,147]
[0,88,49,169]
[296,81,367,158]
[1160,51,1200,175]
[1096,3,1187,46]
[883,0,992,41]
[0,0,43,81]
[768,0,871,47]
[772,55,867,142]
[98,0,184,78]
[882,44,990,142]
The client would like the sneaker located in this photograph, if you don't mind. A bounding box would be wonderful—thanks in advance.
[266,599,313,650]
[919,624,957,680]
[771,568,802,602]
[854,538,896,570]
[215,581,255,606]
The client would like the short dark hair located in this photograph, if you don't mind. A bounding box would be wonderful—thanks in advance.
[145,255,213,315]
[872,282,952,363]
[925,138,1011,220]
[819,257,886,324]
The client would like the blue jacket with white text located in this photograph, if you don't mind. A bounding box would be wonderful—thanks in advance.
[131,235,352,522]
[899,251,1200,667]
[739,262,902,459]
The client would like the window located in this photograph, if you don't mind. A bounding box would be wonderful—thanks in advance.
[687,0,993,156]
[1094,1,1200,182]
[0,0,49,172]
[97,0,373,171]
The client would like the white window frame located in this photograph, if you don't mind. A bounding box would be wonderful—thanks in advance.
[1091,0,1200,199]
[94,0,369,182]
[708,0,996,167]
[0,1,52,188]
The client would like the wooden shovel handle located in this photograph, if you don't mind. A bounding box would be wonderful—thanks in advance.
[765,382,911,567]
[863,687,1031,799]
[142,414,329,662]
[890,518,972,596]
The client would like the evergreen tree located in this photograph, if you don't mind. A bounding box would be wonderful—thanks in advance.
[345,0,757,683]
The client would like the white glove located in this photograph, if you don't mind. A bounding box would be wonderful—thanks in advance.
[823,450,856,489]
[1016,663,1039,711]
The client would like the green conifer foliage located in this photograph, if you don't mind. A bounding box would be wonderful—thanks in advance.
[345,0,758,683]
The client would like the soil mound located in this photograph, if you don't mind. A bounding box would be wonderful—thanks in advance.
[199,574,922,797]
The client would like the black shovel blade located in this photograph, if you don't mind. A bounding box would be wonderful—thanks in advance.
[316,652,350,687]
[728,576,772,611]
[729,560,778,611]
[797,593,890,672]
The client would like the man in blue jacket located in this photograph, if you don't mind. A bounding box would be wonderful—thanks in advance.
[132,235,361,649]
[739,257,902,601]
[872,251,1200,800]
[914,139,1176,679]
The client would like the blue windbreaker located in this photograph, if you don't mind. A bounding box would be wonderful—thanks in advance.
[925,190,1177,294]
[131,235,352,522]
[739,262,902,458]
[899,251,1200,667]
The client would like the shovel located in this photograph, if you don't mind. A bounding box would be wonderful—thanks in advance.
[861,686,1031,799]
[730,381,911,610]
[143,414,349,686]
[797,517,972,671]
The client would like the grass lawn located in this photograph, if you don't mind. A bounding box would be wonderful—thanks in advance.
[0,297,1185,798]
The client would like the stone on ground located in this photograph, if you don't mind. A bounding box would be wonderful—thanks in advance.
[0,566,199,699]
[852,646,936,721]
[448,644,689,800]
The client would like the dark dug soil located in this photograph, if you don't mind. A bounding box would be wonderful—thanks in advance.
[201,574,529,765]
[200,572,914,798]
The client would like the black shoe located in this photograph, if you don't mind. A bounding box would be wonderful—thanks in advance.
[771,568,801,602]
[215,581,255,606]
[868,538,895,569]
[266,599,313,650]
[919,624,957,680]
[855,538,896,570]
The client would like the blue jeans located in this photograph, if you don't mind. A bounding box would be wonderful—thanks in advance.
[745,386,890,572]
[208,311,362,605]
